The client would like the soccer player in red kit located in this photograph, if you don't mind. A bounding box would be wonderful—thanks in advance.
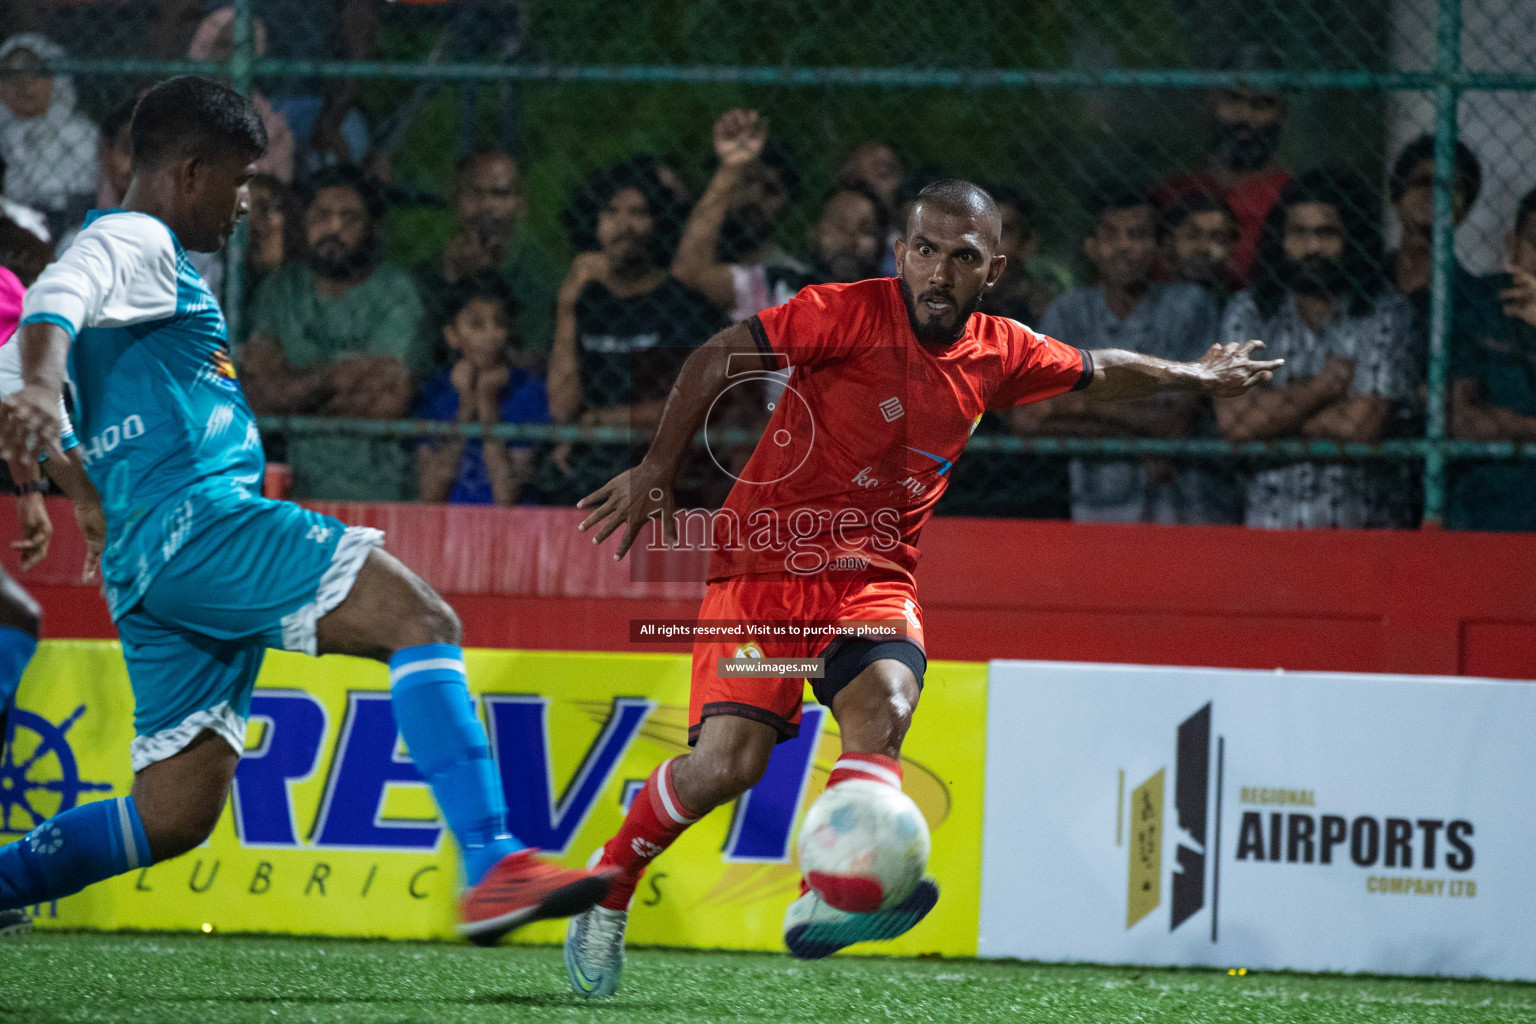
[564,180,1280,996]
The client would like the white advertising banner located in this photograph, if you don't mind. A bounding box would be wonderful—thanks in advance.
[979,661,1536,980]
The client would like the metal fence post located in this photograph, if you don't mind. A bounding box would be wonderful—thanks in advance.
[1424,0,1463,526]
[224,0,255,346]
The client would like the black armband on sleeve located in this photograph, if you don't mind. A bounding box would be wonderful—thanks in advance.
[746,315,775,361]
[1072,348,1096,391]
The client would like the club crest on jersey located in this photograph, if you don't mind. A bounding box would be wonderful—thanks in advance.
[734,642,765,659]
[197,346,242,392]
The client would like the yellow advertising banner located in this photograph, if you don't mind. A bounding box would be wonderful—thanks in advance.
[8,641,985,956]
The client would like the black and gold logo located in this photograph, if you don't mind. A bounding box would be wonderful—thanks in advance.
[1124,702,1212,933]
[1123,701,1479,940]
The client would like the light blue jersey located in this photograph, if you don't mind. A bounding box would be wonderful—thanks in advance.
[21,210,264,618]
[21,208,382,770]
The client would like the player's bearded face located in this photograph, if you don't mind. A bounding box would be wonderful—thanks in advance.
[899,276,984,346]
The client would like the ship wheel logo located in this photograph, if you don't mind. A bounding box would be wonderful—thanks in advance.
[0,705,113,834]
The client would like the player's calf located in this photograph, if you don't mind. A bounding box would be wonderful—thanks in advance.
[318,548,520,879]
[0,728,234,911]
[593,715,777,911]
[671,719,777,810]
[317,548,610,936]
[132,730,241,861]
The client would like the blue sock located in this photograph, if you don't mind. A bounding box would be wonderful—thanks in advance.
[0,625,38,709]
[389,644,523,885]
[0,796,150,911]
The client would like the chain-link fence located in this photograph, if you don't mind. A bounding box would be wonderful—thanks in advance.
[1,0,1533,529]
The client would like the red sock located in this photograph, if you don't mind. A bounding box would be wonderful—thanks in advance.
[597,757,700,910]
[827,752,903,791]
[800,753,904,897]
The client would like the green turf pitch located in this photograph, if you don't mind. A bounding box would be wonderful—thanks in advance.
[0,934,1534,1024]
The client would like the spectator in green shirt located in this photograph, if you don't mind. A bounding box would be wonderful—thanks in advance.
[241,163,427,501]
[1448,186,1536,532]
[416,152,559,370]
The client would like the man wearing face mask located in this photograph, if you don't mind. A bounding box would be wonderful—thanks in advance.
[1154,52,1291,285]
[242,163,427,501]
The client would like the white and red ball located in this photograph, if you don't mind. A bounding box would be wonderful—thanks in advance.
[796,779,930,912]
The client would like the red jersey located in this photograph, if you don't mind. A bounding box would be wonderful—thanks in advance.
[704,278,1091,583]
[1153,167,1290,284]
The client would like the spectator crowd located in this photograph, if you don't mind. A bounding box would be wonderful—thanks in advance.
[0,18,1533,532]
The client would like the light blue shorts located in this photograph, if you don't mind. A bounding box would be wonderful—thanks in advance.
[115,496,382,772]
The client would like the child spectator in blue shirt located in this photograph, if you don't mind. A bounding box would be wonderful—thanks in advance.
[415,273,550,504]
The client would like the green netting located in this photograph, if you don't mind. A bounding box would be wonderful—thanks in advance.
[1,0,1532,528]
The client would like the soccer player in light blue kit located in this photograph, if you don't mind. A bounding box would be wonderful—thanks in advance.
[0,76,611,941]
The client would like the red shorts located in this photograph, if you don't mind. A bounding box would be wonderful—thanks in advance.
[688,573,926,746]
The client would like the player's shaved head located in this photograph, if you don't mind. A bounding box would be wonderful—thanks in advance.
[895,180,1010,346]
[909,180,1002,251]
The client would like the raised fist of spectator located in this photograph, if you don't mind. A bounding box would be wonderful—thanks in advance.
[713,109,767,169]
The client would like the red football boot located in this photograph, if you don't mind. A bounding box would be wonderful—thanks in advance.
[459,849,615,946]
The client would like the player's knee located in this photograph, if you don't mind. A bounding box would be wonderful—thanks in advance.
[389,581,462,651]
[416,592,462,647]
[833,663,920,753]
[691,742,772,806]
[140,795,224,863]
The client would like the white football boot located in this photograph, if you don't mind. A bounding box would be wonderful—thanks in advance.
[783,878,939,960]
[564,850,629,998]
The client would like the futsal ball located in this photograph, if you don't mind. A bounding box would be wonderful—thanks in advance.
[796,780,930,913]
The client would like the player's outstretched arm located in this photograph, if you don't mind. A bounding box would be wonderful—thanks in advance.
[576,320,766,559]
[1082,340,1284,403]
